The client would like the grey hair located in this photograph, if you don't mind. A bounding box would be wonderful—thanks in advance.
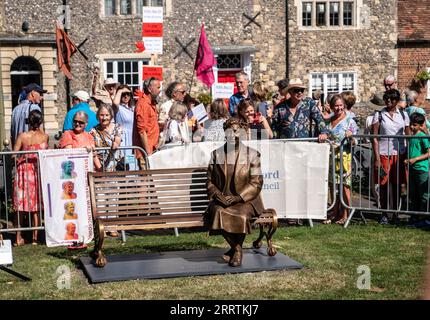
[235,71,249,81]
[74,111,89,123]
[384,75,396,83]
[168,102,188,121]
[97,103,114,120]
[406,90,418,105]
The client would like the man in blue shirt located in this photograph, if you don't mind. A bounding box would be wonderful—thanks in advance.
[11,83,46,147]
[63,90,98,132]
[228,71,253,116]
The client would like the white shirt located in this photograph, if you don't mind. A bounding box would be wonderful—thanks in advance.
[168,118,190,144]
[371,107,409,155]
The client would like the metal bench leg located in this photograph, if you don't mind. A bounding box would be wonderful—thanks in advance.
[252,224,265,249]
[266,222,278,256]
[308,219,314,228]
[121,230,127,243]
[174,227,179,237]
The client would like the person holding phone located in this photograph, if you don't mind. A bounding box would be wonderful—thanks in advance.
[237,99,273,140]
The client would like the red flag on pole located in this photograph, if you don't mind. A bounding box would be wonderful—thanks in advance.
[55,23,78,80]
[194,23,216,87]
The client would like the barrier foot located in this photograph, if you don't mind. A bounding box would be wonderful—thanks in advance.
[121,230,127,243]
[343,209,356,229]
[308,219,314,228]
[174,227,179,237]
[0,266,31,281]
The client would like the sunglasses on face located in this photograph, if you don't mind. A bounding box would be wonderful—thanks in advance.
[73,120,86,126]
[293,88,305,94]
[384,82,395,88]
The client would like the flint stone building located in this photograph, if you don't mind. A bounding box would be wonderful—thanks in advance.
[0,0,419,142]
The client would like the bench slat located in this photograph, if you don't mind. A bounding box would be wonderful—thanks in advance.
[94,189,208,198]
[95,185,207,195]
[93,181,206,189]
[99,213,204,223]
[94,207,207,216]
[103,221,204,231]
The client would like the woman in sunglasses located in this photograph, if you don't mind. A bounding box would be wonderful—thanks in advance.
[59,111,101,168]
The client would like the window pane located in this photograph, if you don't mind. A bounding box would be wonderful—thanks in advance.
[125,62,131,73]
[104,0,115,16]
[120,0,132,15]
[132,61,138,71]
[327,74,339,93]
[217,54,242,69]
[316,2,326,26]
[329,2,339,26]
[118,62,124,73]
[118,74,124,84]
[107,62,113,74]
[342,73,354,91]
[344,1,353,26]
[152,0,163,6]
[311,74,324,92]
[133,74,139,84]
[136,0,143,14]
[302,2,312,27]
[126,74,132,84]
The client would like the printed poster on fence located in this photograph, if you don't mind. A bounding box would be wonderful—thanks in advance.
[39,148,93,247]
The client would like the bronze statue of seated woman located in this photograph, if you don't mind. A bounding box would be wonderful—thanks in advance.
[204,117,265,267]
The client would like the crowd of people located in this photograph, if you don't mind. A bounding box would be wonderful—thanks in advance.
[8,71,430,246]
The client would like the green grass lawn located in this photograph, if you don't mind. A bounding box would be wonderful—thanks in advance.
[1,222,429,300]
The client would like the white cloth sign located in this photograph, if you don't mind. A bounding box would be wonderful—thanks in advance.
[212,83,234,99]
[148,141,329,219]
[39,149,94,247]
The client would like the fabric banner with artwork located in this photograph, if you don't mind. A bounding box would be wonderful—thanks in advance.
[150,141,329,219]
[39,148,94,247]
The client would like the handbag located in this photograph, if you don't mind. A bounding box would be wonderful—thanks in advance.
[95,127,126,170]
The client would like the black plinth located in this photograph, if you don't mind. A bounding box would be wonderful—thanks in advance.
[80,247,303,284]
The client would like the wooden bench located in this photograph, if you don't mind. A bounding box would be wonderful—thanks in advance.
[88,167,278,267]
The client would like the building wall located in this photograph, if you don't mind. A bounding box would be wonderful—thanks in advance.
[397,0,430,108]
[0,0,287,141]
[288,0,397,102]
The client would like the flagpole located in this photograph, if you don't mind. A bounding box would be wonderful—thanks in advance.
[188,69,195,95]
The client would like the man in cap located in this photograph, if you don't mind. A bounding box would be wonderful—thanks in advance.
[92,77,118,108]
[11,83,47,147]
[271,78,328,140]
[63,90,98,132]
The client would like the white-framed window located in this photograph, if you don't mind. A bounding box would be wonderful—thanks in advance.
[103,0,163,17]
[299,0,356,28]
[309,71,357,101]
[104,59,149,92]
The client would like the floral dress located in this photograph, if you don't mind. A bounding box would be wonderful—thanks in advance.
[327,115,359,185]
[90,123,123,171]
[203,119,227,142]
[13,142,48,212]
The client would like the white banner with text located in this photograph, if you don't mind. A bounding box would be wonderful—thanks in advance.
[39,148,94,247]
[149,141,329,219]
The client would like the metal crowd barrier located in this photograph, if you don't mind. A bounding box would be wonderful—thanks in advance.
[0,146,148,239]
[339,134,430,228]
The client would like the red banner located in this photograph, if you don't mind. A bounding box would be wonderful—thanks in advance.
[142,23,163,37]
[143,66,163,81]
